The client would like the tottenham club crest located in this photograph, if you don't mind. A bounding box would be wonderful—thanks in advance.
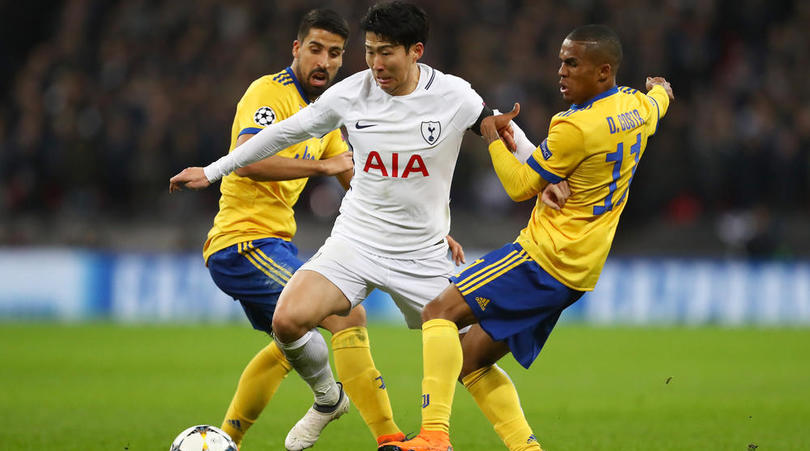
[254,106,276,126]
[421,121,441,145]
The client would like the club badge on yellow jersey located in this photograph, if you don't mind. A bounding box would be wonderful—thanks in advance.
[518,85,670,290]
[203,67,348,263]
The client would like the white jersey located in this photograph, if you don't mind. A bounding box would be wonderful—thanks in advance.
[205,63,485,259]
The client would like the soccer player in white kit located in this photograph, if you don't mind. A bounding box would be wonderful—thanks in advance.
[170,2,567,449]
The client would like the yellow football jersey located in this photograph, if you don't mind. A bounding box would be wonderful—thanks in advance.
[489,85,670,290]
[203,67,348,263]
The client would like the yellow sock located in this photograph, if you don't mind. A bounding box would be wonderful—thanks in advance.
[421,319,462,434]
[332,326,401,440]
[462,365,542,451]
[221,341,292,446]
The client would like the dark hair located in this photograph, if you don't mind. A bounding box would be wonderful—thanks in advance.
[297,9,350,43]
[360,1,428,49]
[566,24,623,70]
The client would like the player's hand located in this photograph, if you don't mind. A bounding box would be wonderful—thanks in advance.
[446,234,466,266]
[481,103,520,146]
[498,123,517,152]
[646,77,674,100]
[321,151,354,176]
[541,180,571,210]
[169,167,210,192]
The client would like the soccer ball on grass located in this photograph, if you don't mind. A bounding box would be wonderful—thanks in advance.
[170,425,237,451]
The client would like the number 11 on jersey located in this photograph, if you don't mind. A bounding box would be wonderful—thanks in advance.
[593,132,641,215]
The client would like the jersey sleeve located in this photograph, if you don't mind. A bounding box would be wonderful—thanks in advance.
[234,79,289,138]
[446,76,486,131]
[527,119,584,183]
[204,92,343,182]
[643,85,671,136]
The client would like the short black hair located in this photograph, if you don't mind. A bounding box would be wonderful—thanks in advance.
[297,9,350,43]
[566,24,623,71]
[360,1,428,49]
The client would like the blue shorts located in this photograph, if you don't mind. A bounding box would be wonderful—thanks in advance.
[207,238,301,335]
[449,242,583,369]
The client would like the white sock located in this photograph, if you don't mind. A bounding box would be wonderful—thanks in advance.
[276,329,340,406]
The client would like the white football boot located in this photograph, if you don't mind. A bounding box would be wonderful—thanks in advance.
[284,382,350,450]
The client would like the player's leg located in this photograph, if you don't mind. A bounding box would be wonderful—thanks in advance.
[279,236,398,449]
[382,242,554,451]
[272,269,353,450]
[436,242,581,451]
[459,326,542,451]
[272,269,352,403]
[321,307,404,445]
[375,250,471,450]
[207,239,299,447]
[378,284,470,451]
[220,337,291,446]
[421,284,478,432]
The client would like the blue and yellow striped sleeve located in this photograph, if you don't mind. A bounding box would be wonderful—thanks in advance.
[526,139,564,183]
[535,119,584,181]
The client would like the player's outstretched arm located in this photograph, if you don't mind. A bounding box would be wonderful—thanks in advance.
[236,151,354,182]
[204,103,339,183]
[223,132,353,182]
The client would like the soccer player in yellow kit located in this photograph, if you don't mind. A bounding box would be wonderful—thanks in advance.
[380,25,674,451]
[202,10,413,450]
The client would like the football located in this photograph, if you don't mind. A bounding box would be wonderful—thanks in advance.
[169,425,238,451]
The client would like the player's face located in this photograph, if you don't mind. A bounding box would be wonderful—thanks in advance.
[292,28,346,100]
[365,32,424,96]
[558,39,603,105]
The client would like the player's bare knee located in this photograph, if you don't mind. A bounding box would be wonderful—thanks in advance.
[271,312,308,343]
[421,299,446,323]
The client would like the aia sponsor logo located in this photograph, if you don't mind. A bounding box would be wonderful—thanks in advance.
[363,151,429,178]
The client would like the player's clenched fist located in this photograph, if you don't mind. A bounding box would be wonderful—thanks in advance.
[321,151,354,176]
[169,167,210,192]
[646,76,674,100]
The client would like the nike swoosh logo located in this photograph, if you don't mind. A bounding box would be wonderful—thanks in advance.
[355,121,377,129]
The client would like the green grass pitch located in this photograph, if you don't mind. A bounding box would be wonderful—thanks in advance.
[1,322,808,450]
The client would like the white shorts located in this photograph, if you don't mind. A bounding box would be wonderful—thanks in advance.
[299,236,454,329]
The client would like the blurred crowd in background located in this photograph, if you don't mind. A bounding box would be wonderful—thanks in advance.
[1,0,808,256]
